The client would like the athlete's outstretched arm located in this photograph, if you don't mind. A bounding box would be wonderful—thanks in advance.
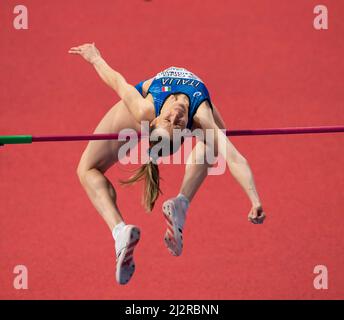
[193,102,266,224]
[68,43,152,122]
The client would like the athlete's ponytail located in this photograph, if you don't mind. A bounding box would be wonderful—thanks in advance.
[120,153,161,212]
[120,126,184,212]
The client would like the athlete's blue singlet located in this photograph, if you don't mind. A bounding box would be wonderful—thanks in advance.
[135,67,213,129]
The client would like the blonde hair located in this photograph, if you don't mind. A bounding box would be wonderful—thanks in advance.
[120,158,161,212]
[120,126,184,212]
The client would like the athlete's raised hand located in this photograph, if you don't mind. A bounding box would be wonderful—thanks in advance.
[68,43,101,64]
[248,204,266,224]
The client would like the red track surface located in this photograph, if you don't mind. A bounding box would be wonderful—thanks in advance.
[1,0,344,299]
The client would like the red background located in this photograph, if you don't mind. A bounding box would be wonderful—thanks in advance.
[1,0,343,299]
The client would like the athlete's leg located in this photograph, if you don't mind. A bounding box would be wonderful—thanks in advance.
[162,103,226,256]
[179,141,213,202]
[76,100,141,284]
[180,103,226,202]
[76,101,138,230]
[162,141,212,256]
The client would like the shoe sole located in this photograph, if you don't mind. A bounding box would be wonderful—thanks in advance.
[162,200,183,256]
[116,226,140,285]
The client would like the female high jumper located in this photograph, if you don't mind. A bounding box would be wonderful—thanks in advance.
[69,43,266,285]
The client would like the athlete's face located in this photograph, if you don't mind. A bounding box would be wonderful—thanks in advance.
[157,102,188,136]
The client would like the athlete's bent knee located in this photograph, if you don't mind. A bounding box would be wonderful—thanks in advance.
[76,163,90,185]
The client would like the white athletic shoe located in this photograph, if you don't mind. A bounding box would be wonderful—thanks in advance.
[115,225,140,285]
[162,198,187,256]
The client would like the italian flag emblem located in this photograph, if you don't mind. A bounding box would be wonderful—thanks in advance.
[162,86,172,92]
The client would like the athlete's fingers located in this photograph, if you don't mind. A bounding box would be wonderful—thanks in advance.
[248,209,264,224]
[248,214,256,224]
[251,218,258,224]
[251,209,258,219]
[258,212,266,224]
[256,218,263,224]
[69,46,82,50]
[254,212,266,224]
[68,50,81,54]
